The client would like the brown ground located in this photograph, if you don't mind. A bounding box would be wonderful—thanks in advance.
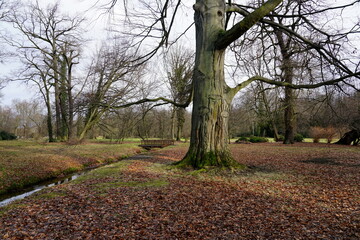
[0,142,359,239]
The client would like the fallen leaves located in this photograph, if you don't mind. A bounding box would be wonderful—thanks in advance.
[0,141,143,194]
[0,142,359,239]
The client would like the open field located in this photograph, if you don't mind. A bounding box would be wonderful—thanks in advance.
[0,140,143,194]
[0,142,359,239]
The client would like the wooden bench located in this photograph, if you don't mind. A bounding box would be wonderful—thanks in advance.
[139,139,175,150]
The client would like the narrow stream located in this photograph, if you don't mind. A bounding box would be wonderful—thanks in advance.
[0,171,87,207]
[0,154,152,208]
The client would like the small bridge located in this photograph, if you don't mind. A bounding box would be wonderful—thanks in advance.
[139,139,175,150]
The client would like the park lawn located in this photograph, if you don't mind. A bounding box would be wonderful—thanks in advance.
[0,142,359,239]
[0,140,143,194]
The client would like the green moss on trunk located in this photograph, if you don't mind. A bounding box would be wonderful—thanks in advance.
[176,149,245,170]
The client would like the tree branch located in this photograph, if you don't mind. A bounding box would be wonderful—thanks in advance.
[216,0,282,50]
[105,95,191,110]
[230,72,360,98]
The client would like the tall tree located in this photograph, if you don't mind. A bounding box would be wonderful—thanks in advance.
[231,0,360,144]
[165,46,193,141]
[5,1,84,141]
[107,0,359,168]
[78,40,144,140]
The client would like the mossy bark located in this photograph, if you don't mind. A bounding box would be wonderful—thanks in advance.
[177,0,282,168]
[176,0,239,169]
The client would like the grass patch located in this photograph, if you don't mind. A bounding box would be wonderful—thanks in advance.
[72,161,132,183]
[33,191,67,200]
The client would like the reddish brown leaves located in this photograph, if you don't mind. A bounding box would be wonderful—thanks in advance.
[0,143,359,239]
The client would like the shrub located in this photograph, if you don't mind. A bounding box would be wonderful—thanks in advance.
[324,127,337,143]
[294,133,304,142]
[0,130,17,140]
[235,136,249,143]
[248,136,269,143]
[310,126,337,143]
[274,135,284,142]
[310,127,323,143]
[236,136,269,143]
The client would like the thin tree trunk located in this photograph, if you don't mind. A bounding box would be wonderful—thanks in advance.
[259,82,280,141]
[274,28,296,144]
[283,85,295,144]
[59,61,69,141]
[67,74,74,140]
[176,107,185,141]
[170,107,176,140]
[45,90,55,142]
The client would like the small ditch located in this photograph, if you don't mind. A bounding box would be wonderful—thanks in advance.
[0,171,88,207]
[0,154,154,208]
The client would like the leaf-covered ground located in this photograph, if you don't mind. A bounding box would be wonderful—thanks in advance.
[0,143,359,239]
[0,141,143,194]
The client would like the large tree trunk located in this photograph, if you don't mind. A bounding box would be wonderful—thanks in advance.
[177,0,241,168]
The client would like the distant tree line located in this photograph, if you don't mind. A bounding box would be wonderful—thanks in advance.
[0,0,358,152]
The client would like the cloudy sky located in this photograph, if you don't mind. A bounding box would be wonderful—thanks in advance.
[0,0,194,106]
[0,0,359,106]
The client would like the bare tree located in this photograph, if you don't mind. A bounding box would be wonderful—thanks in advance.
[5,1,84,141]
[105,0,360,168]
[77,39,145,140]
[232,0,360,144]
[165,45,193,140]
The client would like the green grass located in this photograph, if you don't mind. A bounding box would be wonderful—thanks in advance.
[73,161,132,183]
[0,203,27,217]
[33,191,68,199]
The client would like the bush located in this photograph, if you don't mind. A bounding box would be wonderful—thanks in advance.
[248,136,269,143]
[310,126,337,143]
[294,133,304,142]
[0,130,17,140]
[235,136,249,143]
[236,136,269,143]
[274,135,284,142]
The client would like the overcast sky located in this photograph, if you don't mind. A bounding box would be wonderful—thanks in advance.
[0,0,108,105]
[0,0,194,106]
[0,0,359,106]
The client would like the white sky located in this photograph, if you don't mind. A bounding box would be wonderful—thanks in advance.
[0,0,195,106]
[0,0,120,106]
[0,0,359,106]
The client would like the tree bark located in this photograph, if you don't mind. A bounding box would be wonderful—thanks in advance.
[170,107,176,140]
[42,83,55,142]
[175,0,282,168]
[274,28,296,144]
[283,85,295,144]
[176,107,185,141]
[176,0,241,168]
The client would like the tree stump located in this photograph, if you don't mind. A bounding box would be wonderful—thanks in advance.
[335,130,360,146]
